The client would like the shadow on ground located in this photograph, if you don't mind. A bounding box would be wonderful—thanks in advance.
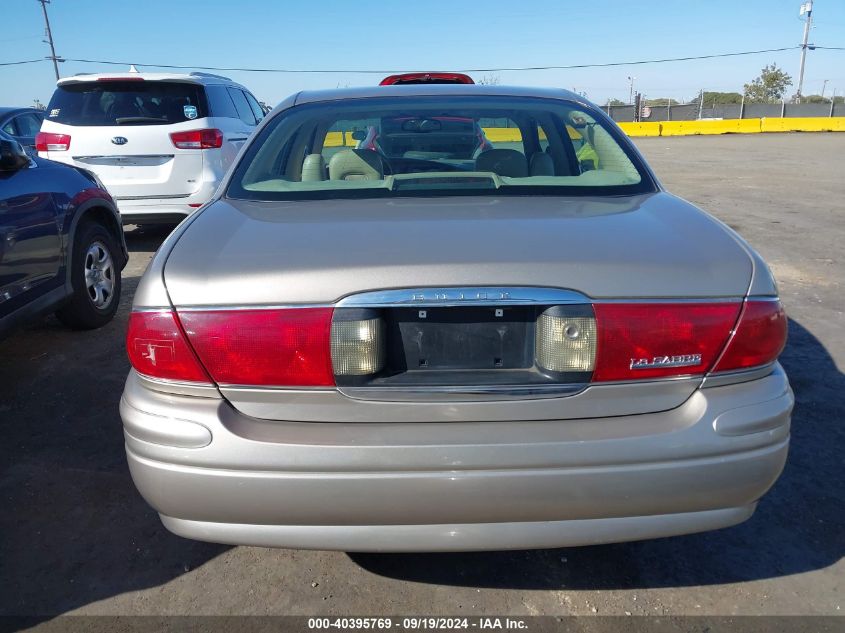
[350,318,843,589]
[0,226,230,617]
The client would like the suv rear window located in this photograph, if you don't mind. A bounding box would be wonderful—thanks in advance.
[45,80,209,126]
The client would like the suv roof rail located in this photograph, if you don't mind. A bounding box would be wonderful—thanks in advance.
[190,71,233,82]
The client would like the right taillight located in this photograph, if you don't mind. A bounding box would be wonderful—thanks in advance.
[712,299,787,373]
[35,132,71,152]
[170,128,223,149]
[591,302,742,382]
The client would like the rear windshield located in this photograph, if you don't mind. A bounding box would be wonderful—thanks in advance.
[227,96,654,201]
[45,80,208,126]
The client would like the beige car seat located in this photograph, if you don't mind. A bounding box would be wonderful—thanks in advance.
[328,149,385,181]
[301,154,327,181]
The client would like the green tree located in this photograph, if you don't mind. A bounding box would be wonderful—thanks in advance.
[644,97,680,106]
[606,98,626,106]
[743,63,793,103]
[802,94,844,104]
[700,91,744,105]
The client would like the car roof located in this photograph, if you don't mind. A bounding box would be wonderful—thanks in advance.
[57,72,244,87]
[0,106,40,117]
[290,83,585,107]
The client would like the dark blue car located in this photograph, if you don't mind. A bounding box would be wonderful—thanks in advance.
[0,129,126,337]
[0,107,45,152]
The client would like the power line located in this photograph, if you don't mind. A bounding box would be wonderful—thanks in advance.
[0,35,41,43]
[4,44,843,75]
[58,46,804,75]
[0,58,44,66]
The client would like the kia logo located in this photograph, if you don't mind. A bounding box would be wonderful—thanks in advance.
[111,136,128,145]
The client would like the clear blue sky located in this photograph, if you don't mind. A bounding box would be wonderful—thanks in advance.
[1,0,843,107]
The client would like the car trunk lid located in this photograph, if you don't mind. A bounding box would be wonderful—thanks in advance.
[162,192,753,422]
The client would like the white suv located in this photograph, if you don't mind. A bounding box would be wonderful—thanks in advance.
[37,71,265,225]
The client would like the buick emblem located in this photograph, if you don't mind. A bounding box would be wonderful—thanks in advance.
[111,136,128,145]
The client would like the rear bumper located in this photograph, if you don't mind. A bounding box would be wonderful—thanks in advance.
[160,507,757,552]
[121,365,792,551]
[116,191,213,224]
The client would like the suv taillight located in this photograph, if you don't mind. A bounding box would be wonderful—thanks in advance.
[35,132,71,151]
[170,129,223,149]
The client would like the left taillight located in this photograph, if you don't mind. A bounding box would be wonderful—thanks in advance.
[35,132,71,151]
[177,308,335,387]
[126,311,211,383]
[169,128,223,149]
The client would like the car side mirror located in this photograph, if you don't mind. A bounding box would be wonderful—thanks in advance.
[0,139,30,171]
[351,130,367,141]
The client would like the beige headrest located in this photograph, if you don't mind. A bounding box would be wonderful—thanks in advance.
[529,152,555,176]
[328,149,384,181]
[301,154,327,181]
[475,149,528,178]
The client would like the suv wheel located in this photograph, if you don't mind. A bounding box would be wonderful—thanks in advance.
[56,222,122,329]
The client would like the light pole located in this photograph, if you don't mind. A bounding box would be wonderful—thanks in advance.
[627,76,636,105]
[821,79,829,99]
[38,0,61,81]
[797,1,814,102]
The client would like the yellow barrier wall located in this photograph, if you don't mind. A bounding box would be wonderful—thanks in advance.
[617,122,661,137]
[482,128,522,142]
[323,131,346,147]
[760,117,845,133]
[660,119,762,136]
[321,118,845,147]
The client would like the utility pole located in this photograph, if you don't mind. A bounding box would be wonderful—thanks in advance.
[38,0,60,81]
[821,79,828,99]
[797,1,814,102]
[627,76,636,105]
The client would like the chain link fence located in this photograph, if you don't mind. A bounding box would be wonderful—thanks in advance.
[606,101,845,122]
